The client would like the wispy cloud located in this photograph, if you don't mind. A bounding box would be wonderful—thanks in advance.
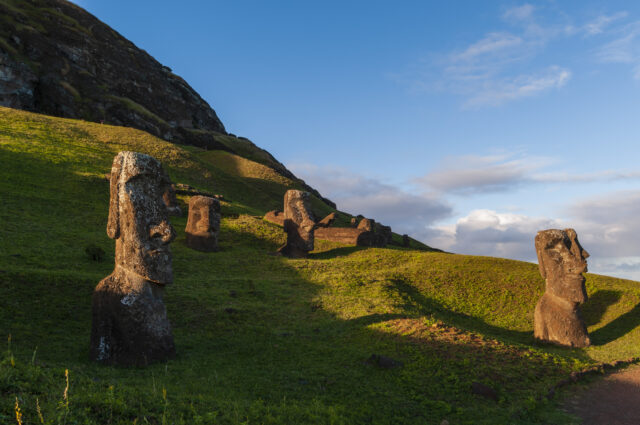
[416,153,640,195]
[401,4,635,106]
[289,163,452,236]
[463,66,571,107]
[583,12,629,36]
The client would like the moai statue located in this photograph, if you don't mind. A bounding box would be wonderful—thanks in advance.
[357,218,375,232]
[277,190,316,258]
[90,151,177,366]
[534,228,591,347]
[185,195,221,252]
[163,184,182,216]
[350,217,358,228]
[402,234,410,247]
[317,212,337,228]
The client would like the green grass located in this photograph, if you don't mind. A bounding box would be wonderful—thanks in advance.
[1,107,639,424]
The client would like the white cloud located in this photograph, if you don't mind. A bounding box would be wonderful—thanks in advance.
[424,191,640,280]
[416,153,640,195]
[289,163,452,236]
[452,32,523,62]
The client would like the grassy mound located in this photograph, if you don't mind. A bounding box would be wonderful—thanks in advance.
[1,107,640,424]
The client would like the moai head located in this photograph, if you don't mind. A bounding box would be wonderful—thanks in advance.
[535,229,589,304]
[283,190,315,252]
[162,184,182,216]
[107,152,176,284]
[185,196,221,252]
[357,218,375,232]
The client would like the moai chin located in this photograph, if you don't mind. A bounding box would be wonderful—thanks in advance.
[534,228,591,347]
[185,195,221,252]
[90,151,177,366]
[277,190,316,258]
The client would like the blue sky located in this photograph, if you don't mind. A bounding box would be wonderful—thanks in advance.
[71,0,640,279]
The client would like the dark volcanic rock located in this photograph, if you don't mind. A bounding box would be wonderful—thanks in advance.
[0,0,226,145]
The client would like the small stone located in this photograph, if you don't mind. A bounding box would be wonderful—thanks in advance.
[471,382,498,401]
[366,354,403,369]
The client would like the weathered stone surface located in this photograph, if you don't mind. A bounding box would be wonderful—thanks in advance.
[374,223,392,247]
[90,151,176,366]
[316,212,337,228]
[534,228,591,348]
[264,210,285,226]
[185,195,220,252]
[315,227,373,246]
[162,184,182,216]
[277,190,316,258]
[402,234,410,247]
[357,218,375,231]
[350,217,358,228]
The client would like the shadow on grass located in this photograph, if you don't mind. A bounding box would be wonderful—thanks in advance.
[582,290,622,327]
[590,302,640,346]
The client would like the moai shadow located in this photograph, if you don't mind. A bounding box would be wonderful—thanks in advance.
[90,151,177,366]
[276,190,316,258]
[185,195,221,252]
[534,228,591,348]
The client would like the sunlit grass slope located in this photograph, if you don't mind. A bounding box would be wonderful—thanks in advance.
[1,107,640,424]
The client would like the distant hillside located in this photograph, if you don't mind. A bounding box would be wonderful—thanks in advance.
[0,0,337,203]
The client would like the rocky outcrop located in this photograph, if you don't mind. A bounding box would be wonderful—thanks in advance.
[0,0,226,145]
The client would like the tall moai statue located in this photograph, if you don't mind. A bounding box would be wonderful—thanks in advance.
[90,151,177,366]
[277,190,316,258]
[185,195,221,252]
[534,228,591,347]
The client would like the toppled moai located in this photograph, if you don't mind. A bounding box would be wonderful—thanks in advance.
[185,195,220,252]
[264,210,285,226]
[277,190,316,258]
[317,212,337,228]
[534,228,591,347]
[357,218,375,232]
[90,151,177,366]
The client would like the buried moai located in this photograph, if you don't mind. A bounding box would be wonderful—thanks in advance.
[277,190,316,258]
[534,228,591,347]
[185,195,221,252]
[90,151,177,366]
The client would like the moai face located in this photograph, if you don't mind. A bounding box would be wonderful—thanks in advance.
[535,228,589,304]
[283,190,316,252]
[185,196,220,252]
[107,152,176,284]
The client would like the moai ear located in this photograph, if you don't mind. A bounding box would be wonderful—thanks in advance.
[106,153,123,239]
[534,233,547,279]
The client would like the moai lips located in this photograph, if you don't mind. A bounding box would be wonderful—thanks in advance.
[90,151,177,366]
[277,190,316,258]
[185,195,221,252]
[534,228,591,347]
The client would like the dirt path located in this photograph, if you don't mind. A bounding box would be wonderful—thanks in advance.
[562,364,640,424]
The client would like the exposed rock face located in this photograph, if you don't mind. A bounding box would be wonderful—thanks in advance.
[90,151,176,366]
[277,190,316,258]
[534,228,591,348]
[317,212,337,228]
[0,0,225,145]
[264,210,285,226]
[315,227,373,246]
[185,195,220,252]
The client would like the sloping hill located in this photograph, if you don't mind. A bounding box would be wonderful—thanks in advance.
[2,108,640,424]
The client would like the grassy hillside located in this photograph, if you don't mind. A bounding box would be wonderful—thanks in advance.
[1,107,640,424]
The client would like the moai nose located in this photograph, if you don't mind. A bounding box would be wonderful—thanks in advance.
[150,221,176,244]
